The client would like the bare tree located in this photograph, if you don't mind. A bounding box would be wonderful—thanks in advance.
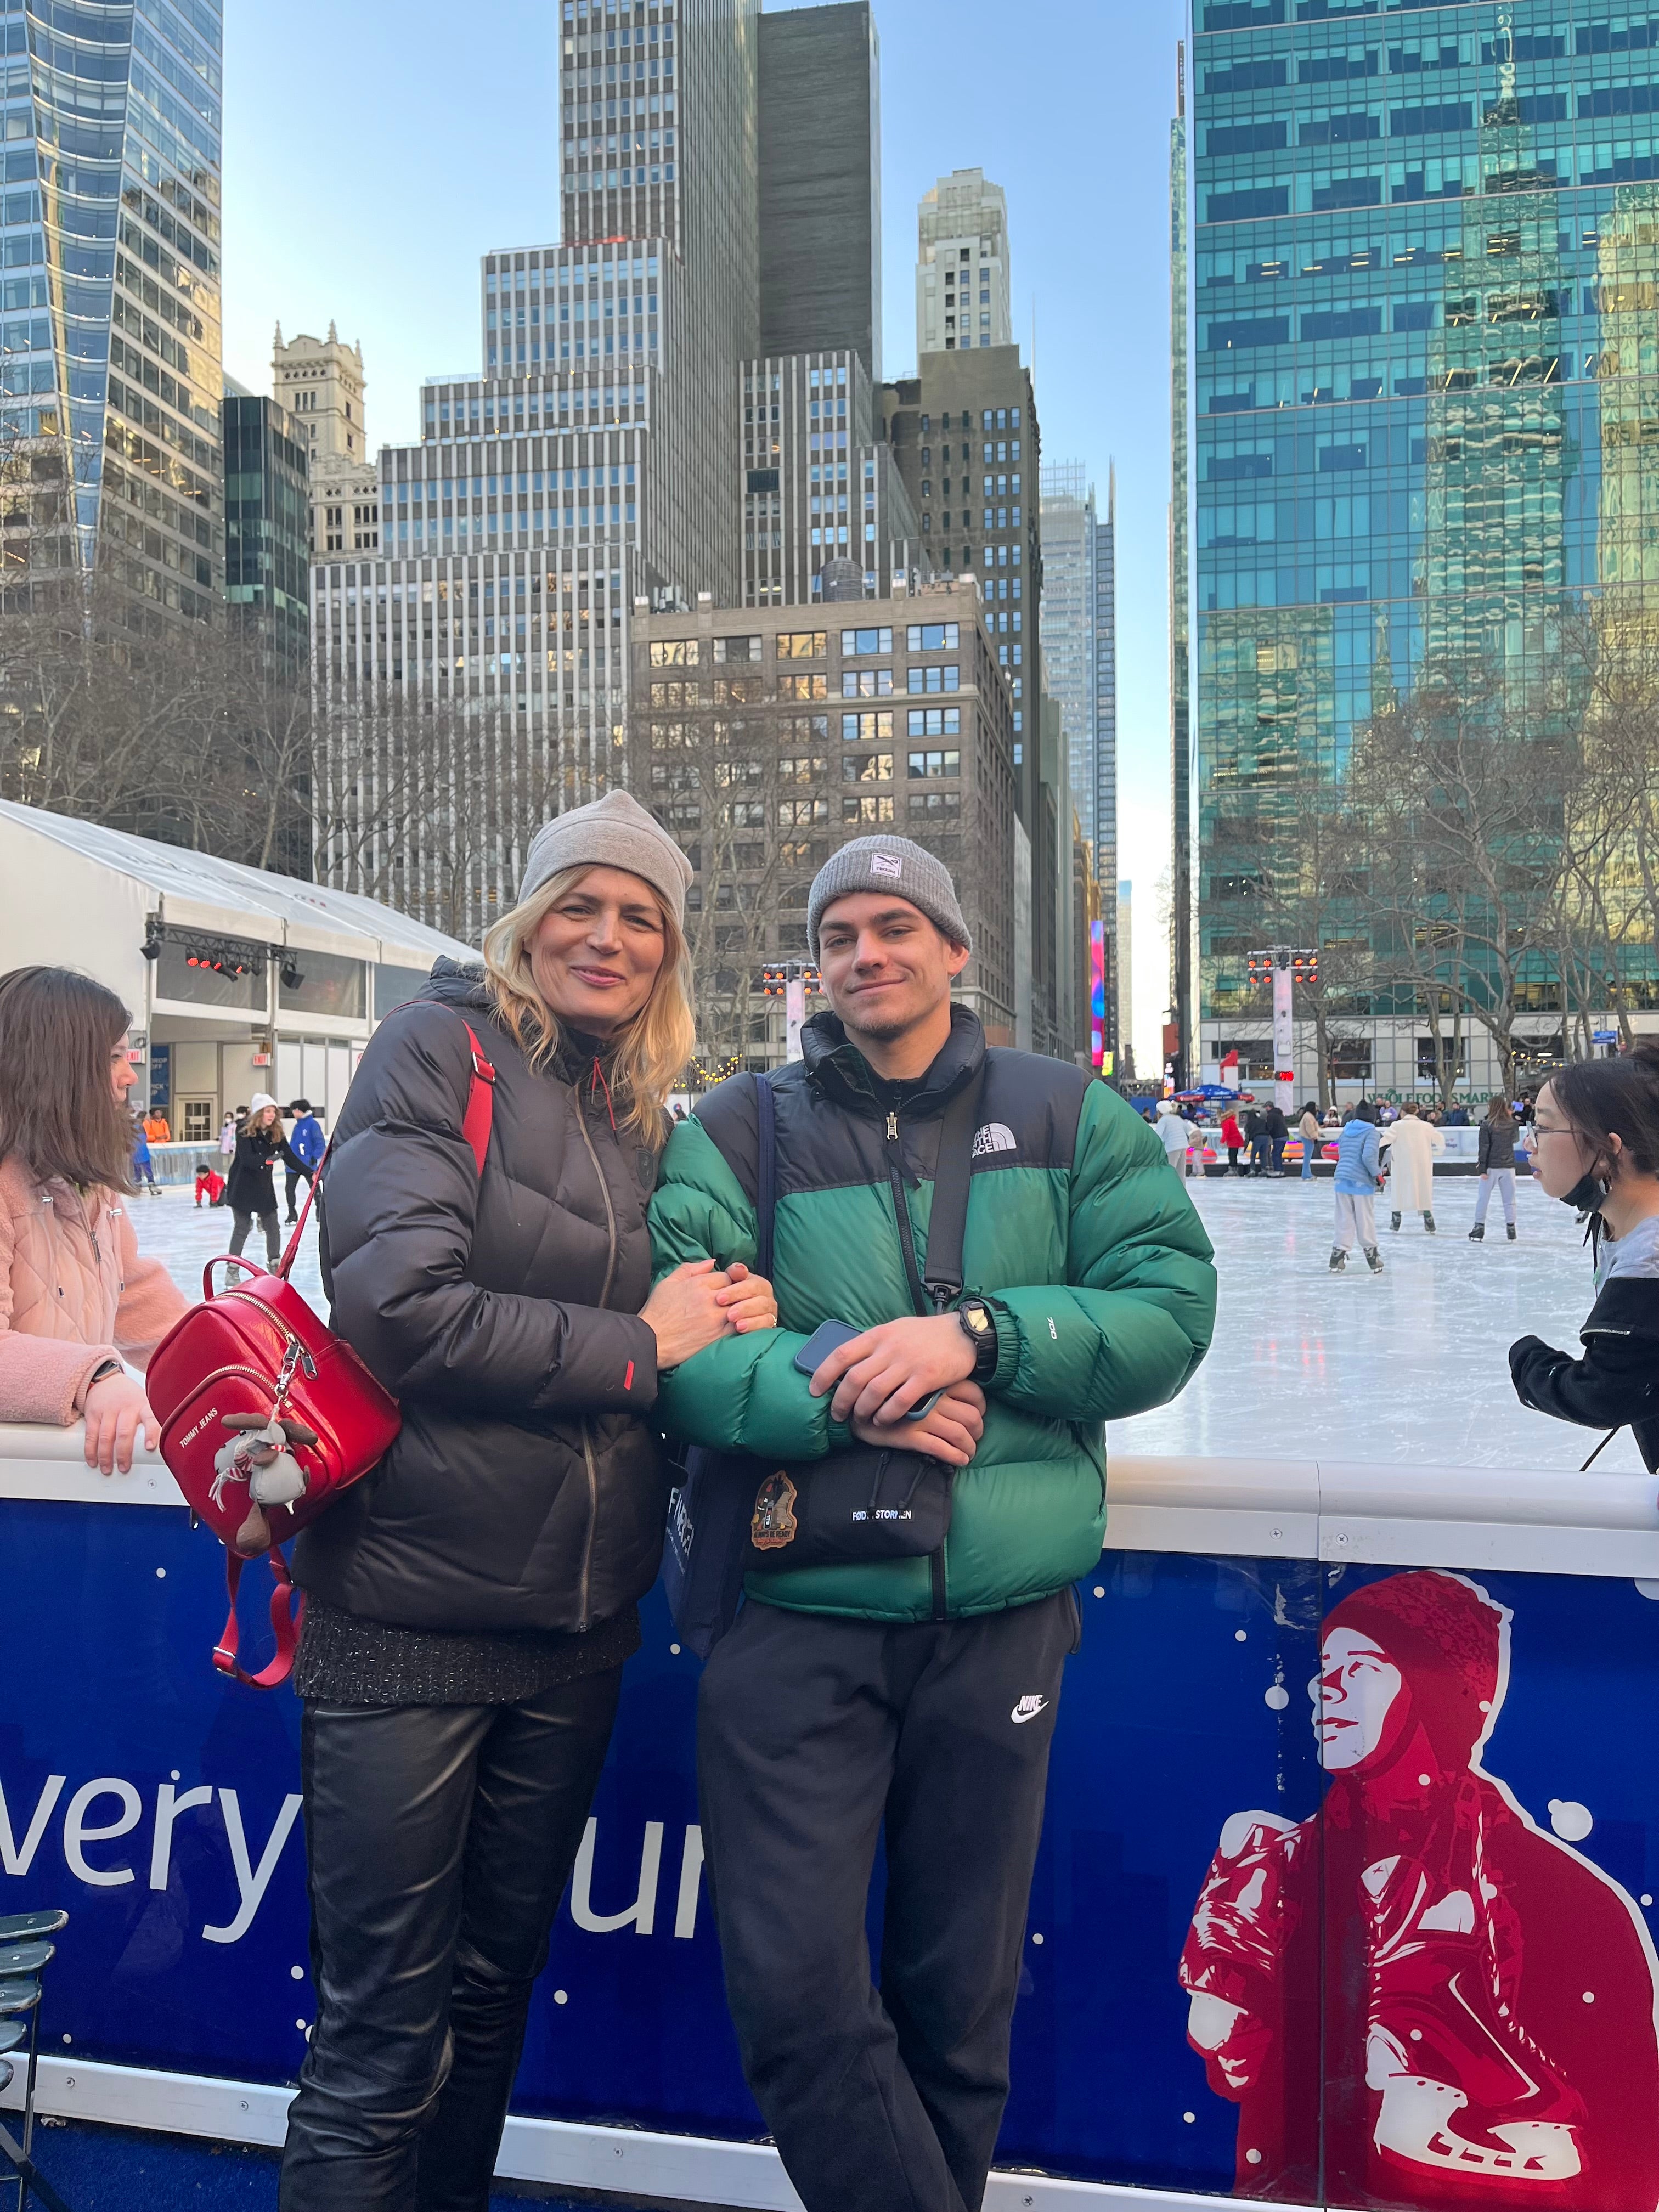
[1352,666,1566,1096]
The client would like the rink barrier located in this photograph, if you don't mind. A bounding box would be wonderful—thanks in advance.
[2,1421,1656,2210]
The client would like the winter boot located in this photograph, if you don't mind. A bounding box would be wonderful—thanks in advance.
[1469,1224,1485,1242]
[1329,1248,1347,1272]
[1365,1246,1385,1274]
[1424,1212,1436,1233]
[1506,1222,1517,1242]
[1390,1211,1402,1232]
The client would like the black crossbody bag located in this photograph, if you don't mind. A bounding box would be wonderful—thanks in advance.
[743,1066,985,1583]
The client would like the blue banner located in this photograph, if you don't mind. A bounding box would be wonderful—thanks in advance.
[3,1503,1658,2203]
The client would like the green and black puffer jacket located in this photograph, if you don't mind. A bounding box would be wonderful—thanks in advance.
[647,1007,1217,1623]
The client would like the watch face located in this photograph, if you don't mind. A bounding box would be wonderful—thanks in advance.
[964,1303,989,1335]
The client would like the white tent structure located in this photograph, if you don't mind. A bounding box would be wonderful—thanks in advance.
[0,802,475,1141]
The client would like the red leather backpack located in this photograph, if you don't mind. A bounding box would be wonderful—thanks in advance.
[146,1017,496,1687]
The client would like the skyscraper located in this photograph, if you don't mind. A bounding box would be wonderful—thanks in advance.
[317,0,918,939]
[915,168,1013,356]
[1184,0,1659,1093]
[223,379,309,678]
[273,325,377,557]
[1039,461,1097,848]
[757,4,881,379]
[0,0,223,620]
[1094,465,1118,935]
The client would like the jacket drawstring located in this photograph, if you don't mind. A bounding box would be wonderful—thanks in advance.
[590,1057,617,1133]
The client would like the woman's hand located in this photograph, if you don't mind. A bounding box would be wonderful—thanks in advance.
[82,1370,159,1475]
[717,1261,778,1334]
[641,1257,737,1369]
[850,1379,986,1468]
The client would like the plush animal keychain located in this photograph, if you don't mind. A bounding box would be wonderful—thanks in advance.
[212,1411,319,1555]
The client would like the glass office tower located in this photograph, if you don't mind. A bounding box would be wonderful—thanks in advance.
[1188,0,1659,1090]
[0,0,223,618]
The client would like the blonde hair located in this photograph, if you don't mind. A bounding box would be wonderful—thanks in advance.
[481,863,695,1144]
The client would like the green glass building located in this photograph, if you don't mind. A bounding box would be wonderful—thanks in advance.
[223,383,310,678]
[1186,0,1659,1093]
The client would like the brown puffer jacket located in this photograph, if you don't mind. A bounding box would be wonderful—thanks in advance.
[294,961,672,1637]
[0,1154,188,1426]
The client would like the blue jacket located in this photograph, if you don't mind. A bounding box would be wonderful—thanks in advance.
[289,1113,325,1170]
[1333,1119,1381,1194]
[131,1126,151,1169]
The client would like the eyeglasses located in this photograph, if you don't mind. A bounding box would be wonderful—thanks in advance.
[1532,1122,1576,1138]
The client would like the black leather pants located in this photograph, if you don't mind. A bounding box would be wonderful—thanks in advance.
[278,1668,622,2211]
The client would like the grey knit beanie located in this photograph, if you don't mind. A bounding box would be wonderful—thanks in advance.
[808,836,971,958]
[518,789,693,929]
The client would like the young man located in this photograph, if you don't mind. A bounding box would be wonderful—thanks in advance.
[283,1097,325,1222]
[650,837,1216,2212]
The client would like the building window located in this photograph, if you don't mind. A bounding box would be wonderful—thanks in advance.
[906,709,960,739]
[843,794,895,822]
[776,630,826,658]
[907,665,960,694]
[843,753,893,782]
[907,748,961,777]
[840,626,893,657]
[906,622,960,651]
[842,669,893,697]
[841,711,893,742]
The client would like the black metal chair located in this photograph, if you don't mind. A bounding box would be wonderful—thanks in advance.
[0,1910,72,2212]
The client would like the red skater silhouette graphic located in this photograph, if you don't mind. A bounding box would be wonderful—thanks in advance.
[1179,1571,1659,2210]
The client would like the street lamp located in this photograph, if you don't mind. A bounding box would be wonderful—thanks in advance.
[1247,947,1319,1112]
[761,961,822,1062]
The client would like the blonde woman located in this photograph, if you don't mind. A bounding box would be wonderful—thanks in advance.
[281,791,775,2211]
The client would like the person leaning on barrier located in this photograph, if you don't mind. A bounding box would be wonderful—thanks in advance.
[648,836,1217,2212]
[1510,1045,1659,1471]
[277,791,777,2212]
[0,966,187,1473]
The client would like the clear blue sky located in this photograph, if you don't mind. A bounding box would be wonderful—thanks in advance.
[222,0,1183,1066]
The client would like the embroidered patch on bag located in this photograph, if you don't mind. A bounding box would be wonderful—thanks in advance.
[751,1470,799,1550]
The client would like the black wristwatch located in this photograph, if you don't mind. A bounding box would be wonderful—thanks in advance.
[957,1296,998,1381]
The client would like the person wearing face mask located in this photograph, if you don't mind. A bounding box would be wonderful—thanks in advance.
[278,790,778,2212]
[1509,1045,1659,1471]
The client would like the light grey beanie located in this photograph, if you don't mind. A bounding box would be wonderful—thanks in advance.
[518,789,693,929]
[807,835,971,958]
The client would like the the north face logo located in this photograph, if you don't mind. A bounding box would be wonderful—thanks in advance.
[972,1122,1017,1158]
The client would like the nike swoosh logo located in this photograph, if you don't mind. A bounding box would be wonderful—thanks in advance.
[1011,1699,1049,1724]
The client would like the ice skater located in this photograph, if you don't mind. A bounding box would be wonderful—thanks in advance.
[1510,1047,1659,1469]
[1379,1100,1442,1232]
[1329,1099,1384,1273]
[1157,1099,1198,1177]
[1297,1099,1322,1182]
[1470,1092,1519,1242]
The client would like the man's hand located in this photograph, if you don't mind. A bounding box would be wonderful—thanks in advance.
[851,1380,986,1468]
[811,1313,977,1424]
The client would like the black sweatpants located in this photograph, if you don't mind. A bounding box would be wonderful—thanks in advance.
[279,1668,621,2212]
[697,1587,1078,2212]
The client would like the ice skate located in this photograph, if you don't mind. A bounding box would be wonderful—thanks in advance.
[1424,1212,1436,1232]
[1469,1224,1485,1242]
[1365,1246,1385,1273]
[1329,1248,1346,1272]
[1507,1222,1517,1241]
[1390,1211,1401,1232]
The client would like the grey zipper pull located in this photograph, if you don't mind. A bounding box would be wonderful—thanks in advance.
[886,1111,899,1142]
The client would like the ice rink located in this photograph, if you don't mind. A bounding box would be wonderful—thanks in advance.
[1103,1164,1644,1472]
[128,1161,1639,1477]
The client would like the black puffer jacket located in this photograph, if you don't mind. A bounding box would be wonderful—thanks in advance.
[294,960,668,1635]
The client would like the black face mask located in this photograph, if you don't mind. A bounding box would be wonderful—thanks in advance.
[1561,1169,1608,1216]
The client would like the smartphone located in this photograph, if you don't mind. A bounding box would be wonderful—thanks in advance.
[792,1319,943,1422]
[793,1318,863,1378]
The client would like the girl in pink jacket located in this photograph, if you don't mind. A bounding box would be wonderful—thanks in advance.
[0,967,187,1471]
